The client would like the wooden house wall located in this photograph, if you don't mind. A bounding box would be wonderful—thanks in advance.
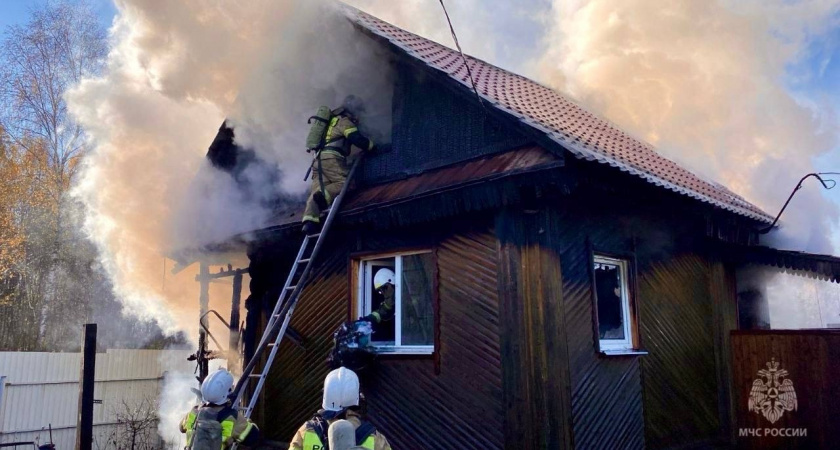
[252,220,506,449]
[360,63,528,185]
[543,189,738,449]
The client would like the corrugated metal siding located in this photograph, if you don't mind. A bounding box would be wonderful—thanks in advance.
[0,349,192,448]
[638,255,721,448]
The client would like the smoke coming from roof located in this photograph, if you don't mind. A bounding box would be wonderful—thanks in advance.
[69,0,393,334]
[537,0,840,253]
[356,0,840,253]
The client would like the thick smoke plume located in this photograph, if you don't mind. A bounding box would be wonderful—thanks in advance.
[538,0,840,253]
[69,0,393,335]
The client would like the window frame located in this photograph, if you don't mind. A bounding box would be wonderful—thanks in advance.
[590,251,643,355]
[354,250,436,355]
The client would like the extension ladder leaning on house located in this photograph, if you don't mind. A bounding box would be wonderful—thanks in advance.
[229,157,362,426]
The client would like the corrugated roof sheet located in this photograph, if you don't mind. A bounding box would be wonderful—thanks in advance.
[345,6,773,224]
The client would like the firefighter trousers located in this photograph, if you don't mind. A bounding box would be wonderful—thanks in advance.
[303,153,348,224]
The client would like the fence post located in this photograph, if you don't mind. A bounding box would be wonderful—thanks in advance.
[76,323,97,450]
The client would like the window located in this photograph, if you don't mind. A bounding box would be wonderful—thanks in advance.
[357,251,435,354]
[593,255,636,352]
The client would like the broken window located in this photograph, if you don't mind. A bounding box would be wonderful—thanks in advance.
[593,255,635,352]
[357,251,435,354]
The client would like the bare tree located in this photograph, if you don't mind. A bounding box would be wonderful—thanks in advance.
[102,397,167,450]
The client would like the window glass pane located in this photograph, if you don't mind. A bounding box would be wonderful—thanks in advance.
[594,261,626,340]
[368,259,395,345]
[400,253,434,346]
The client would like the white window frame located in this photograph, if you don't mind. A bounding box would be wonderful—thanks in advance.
[357,251,435,355]
[593,255,634,352]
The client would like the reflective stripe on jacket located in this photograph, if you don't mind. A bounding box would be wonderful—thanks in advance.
[288,410,391,450]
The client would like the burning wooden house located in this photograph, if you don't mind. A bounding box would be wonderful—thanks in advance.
[192,6,840,450]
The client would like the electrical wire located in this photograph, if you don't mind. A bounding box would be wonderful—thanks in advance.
[437,0,486,113]
[759,172,840,234]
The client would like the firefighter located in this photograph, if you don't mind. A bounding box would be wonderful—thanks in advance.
[180,369,259,449]
[288,367,391,450]
[302,95,376,235]
[361,268,395,326]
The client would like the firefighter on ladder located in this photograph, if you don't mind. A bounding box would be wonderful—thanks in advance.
[302,95,377,235]
[289,367,392,450]
[180,369,260,449]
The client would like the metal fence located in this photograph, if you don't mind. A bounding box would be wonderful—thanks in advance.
[0,349,192,449]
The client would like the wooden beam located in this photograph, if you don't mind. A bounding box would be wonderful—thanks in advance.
[76,324,97,450]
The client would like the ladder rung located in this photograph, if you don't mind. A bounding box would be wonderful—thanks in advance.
[268,342,276,347]
[249,373,262,378]
[297,258,311,264]
[306,233,321,239]
[285,285,296,290]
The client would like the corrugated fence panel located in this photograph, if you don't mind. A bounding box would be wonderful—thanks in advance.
[0,349,192,448]
[366,229,504,449]
[639,255,721,448]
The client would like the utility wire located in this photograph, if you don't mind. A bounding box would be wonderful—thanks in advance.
[437,0,486,113]
[760,172,840,234]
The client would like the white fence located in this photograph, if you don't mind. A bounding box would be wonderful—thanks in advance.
[0,349,193,449]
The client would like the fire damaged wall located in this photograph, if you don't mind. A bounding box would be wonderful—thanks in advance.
[543,183,739,449]
[361,62,529,185]
[248,220,506,449]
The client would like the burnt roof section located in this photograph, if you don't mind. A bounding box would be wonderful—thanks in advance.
[344,145,560,212]
[344,6,773,224]
[260,145,561,232]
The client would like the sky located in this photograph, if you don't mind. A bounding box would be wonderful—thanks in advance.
[0,0,115,30]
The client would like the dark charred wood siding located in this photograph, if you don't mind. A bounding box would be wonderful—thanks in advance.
[252,222,505,449]
[546,186,736,449]
[553,202,647,450]
[638,255,720,448]
[361,64,528,185]
[496,208,574,450]
[366,228,505,449]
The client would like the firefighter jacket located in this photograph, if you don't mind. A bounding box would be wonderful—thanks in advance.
[180,402,257,449]
[288,409,391,450]
[321,114,374,158]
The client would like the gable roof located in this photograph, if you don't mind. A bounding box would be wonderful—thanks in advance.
[345,6,773,224]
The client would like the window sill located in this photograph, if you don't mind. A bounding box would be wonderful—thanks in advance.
[599,349,648,357]
[371,346,434,356]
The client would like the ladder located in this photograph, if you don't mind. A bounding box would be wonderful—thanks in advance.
[230,157,362,418]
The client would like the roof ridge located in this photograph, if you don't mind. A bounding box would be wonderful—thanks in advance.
[341,3,773,223]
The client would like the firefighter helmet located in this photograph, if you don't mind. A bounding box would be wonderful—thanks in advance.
[373,268,395,290]
[200,368,234,404]
[322,367,360,412]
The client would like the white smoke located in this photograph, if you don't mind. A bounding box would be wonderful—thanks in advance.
[69,0,394,336]
[538,0,840,253]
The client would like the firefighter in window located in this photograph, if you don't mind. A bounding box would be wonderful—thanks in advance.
[361,268,395,328]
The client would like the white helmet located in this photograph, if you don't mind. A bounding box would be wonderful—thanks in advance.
[201,369,234,404]
[322,367,360,412]
[373,268,395,290]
